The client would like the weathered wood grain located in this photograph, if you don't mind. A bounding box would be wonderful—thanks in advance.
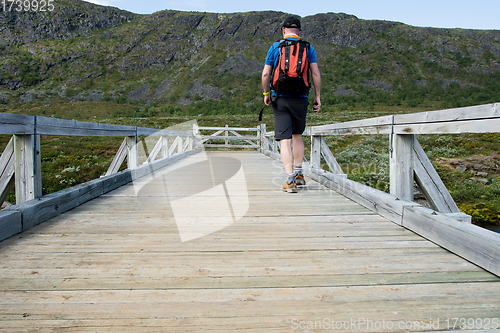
[105,137,128,176]
[198,126,260,132]
[136,127,192,137]
[0,151,499,332]
[413,136,461,214]
[35,116,137,137]
[0,210,21,242]
[1,149,200,241]
[0,113,35,135]
[8,176,105,231]
[300,163,414,224]
[319,136,344,174]
[0,112,192,138]
[295,154,499,277]
[0,137,15,207]
[310,135,321,168]
[402,206,500,276]
[394,117,500,134]
[197,135,260,141]
[395,102,499,125]
[126,135,138,169]
[145,137,164,163]
[13,134,42,204]
[310,103,500,136]
[168,136,182,156]
[129,148,201,180]
[0,270,496,292]
[311,115,393,136]
[389,133,414,201]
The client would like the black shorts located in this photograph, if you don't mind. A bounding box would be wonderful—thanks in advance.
[272,97,309,141]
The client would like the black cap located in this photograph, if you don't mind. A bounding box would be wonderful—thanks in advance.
[282,16,301,29]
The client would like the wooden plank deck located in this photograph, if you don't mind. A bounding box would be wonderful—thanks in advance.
[0,151,499,332]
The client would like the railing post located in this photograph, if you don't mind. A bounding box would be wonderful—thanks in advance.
[14,134,42,203]
[260,124,267,151]
[178,136,183,153]
[311,135,322,169]
[193,123,199,149]
[256,125,261,150]
[126,134,138,169]
[390,133,414,201]
[224,124,229,147]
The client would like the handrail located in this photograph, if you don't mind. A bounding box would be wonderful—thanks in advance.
[0,113,192,137]
[305,102,500,211]
[0,112,201,242]
[260,102,500,277]
[0,112,196,207]
[194,124,261,149]
[311,103,500,136]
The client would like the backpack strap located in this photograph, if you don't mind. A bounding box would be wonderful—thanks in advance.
[284,44,291,72]
[296,42,305,75]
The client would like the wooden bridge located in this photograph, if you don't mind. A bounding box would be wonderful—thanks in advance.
[0,104,499,331]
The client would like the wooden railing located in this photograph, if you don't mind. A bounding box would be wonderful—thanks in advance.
[194,124,261,149]
[1,104,499,276]
[261,102,500,276]
[0,113,199,241]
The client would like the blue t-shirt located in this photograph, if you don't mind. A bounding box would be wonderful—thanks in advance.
[265,37,318,97]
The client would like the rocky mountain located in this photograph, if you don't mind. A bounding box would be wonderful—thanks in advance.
[0,0,135,45]
[1,0,499,112]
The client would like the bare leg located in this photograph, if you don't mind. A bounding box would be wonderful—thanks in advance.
[280,139,294,174]
[292,134,304,168]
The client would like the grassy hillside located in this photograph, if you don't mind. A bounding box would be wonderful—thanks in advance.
[1,4,500,111]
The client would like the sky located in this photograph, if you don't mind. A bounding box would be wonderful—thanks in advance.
[84,0,500,31]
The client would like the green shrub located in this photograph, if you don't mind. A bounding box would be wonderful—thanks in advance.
[336,143,390,192]
[461,203,500,225]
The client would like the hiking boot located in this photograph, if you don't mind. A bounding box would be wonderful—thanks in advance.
[294,172,306,186]
[282,180,297,193]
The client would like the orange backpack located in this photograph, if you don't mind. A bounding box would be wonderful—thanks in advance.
[271,39,311,95]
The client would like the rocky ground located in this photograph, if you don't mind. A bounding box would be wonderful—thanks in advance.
[436,153,500,184]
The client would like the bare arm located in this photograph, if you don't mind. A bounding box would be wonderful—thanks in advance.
[310,62,321,112]
[262,64,273,105]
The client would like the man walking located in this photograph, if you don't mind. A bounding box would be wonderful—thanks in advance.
[261,15,322,193]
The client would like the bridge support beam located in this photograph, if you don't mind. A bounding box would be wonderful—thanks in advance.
[162,136,170,158]
[310,135,322,169]
[390,133,414,201]
[126,135,138,169]
[14,134,42,204]
[310,135,345,175]
[259,124,268,152]
[0,137,15,207]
